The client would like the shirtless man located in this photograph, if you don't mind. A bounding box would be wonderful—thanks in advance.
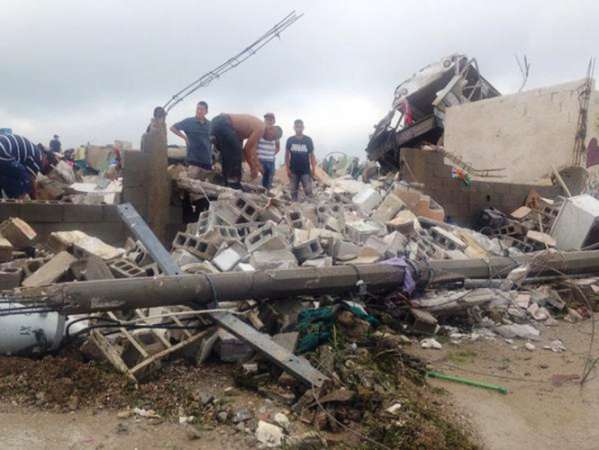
[210,113,266,189]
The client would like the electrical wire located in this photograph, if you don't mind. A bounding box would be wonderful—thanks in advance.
[163,11,303,112]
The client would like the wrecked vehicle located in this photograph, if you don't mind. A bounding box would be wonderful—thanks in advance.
[365,54,500,172]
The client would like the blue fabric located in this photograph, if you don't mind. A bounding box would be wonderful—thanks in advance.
[173,117,212,167]
[0,160,34,198]
[260,159,275,189]
[381,257,416,294]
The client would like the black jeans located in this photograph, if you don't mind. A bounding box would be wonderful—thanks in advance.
[211,114,242,189]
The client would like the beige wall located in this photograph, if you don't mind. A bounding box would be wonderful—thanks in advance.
[444,79,595,184]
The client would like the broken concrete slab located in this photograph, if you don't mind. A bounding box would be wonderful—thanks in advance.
[0,217,37,249]
[22,251,76,287]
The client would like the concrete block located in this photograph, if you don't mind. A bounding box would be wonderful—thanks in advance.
[383,231,408,256]
[109,258,147,278]
[72,236,124,261]
[344,221,384,244]
[245,222,287,253]
[170,248,201,267]
[332,240,360,261]
[0,237,13,262]
[172,232,218,260]
[372,193,405,223]
[387,210,419,234]
[181,260,219,274]
[301,256,333,268]
[430,226,467,251]
[250,249,298,270]
[352,187,382,214]
[526,230,556,248]
[71,255,114,281]
[212,242,247,272]
[0,267,23,290]
[292,238,324,263]
[408,308,438,334]
[260,204,284,223]
[286,210,305,229]
[217,329,254,363]
[143,262,162,277]
[22,251,76,287]
[232,195,261,222]
[364,236,392,258]
[0,217,37,249]
[272,332,299,353]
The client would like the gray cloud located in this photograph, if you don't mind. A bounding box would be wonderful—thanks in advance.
[1,0,597,159]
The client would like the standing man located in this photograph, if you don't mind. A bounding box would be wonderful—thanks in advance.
[211,113,266,189]
[0,134,56,198]
[170,101,212,179]
[285,119,316,201]
[49,135,61,153]
[257,125,282,190]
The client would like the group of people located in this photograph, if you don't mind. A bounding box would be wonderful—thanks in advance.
[169,102,317,201]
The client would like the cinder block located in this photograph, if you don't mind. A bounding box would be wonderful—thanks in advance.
[22,251,76,287]
[0,237,12,262]
[429,226,467,251]
[344,221,384,244]
[250,249,298,270]
[212,242,247,272]
[244,222,286,252]
[292,238,323,263]
[371,193,405,223]
[172,232,218,260]
[352,187,382,214]
[0,217,37,249]
[109,258,147,278]
[286,210,305,229]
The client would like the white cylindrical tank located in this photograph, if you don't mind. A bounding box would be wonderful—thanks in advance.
[0,303,65,355]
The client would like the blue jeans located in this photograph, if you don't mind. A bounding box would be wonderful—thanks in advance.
[260,160,275,189]
[0,160,33,198]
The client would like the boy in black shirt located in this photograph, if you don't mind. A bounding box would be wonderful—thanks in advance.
[285,119,316,201]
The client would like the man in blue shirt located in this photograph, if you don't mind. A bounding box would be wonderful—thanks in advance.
[285,119,317,201]
[170,101,212,179]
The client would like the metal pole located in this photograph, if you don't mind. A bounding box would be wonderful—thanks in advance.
[15,264,406,315]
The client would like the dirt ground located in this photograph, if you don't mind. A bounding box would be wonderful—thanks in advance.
[0,404,254,450]
[1,320,597,449]
[411,320,599,450]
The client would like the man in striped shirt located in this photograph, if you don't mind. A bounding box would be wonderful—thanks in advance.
[0,134,56,198]
[257,123,282,190]
[258,113,283,190]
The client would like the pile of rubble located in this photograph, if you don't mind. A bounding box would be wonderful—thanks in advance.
[2,168,599,448]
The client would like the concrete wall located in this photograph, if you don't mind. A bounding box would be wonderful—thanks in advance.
[0,200,128,246]
[400,148,559,226]
[444,79,594,184]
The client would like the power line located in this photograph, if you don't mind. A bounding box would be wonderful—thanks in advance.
[163,11,303,112]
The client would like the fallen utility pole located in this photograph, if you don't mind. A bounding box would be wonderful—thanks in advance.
[424,250,599,282]
[16,264,406,315]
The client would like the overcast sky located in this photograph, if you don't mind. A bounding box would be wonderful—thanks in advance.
[1,0,597,161]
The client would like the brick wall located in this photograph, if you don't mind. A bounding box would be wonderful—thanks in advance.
[400,148,560,226]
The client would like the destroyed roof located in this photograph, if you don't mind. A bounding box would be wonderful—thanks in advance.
[365,54,500,171]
